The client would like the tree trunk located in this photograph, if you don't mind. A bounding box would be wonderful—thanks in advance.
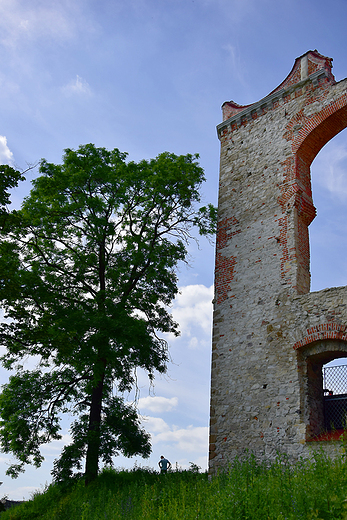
[84,240,107,485]
[84,361,106,485]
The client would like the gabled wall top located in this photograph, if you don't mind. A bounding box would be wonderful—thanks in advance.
[221,50,335,122]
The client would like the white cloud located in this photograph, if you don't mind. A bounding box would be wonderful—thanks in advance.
[138,395,178,413]
[141,416,171,434]
[141,414,208,454]
[312,139,347,200]
[187,336,199,349]
[169,284,213,346]
[0,136,14,165]
[222,43,248,88]
[62,75,92,97]
[152,424,208,453]
[0,0,83,47]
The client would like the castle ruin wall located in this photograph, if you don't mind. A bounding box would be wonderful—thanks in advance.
[210,50,347,472]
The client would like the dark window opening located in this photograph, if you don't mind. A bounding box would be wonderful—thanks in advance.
[299,347,347,440]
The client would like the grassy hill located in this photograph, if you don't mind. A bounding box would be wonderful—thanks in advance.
[2,451,347,519]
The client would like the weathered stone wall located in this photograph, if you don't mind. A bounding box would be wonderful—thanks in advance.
[210,50,347,472]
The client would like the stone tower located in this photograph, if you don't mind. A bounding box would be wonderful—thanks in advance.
[209,50,347,472]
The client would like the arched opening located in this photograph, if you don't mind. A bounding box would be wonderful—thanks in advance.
[292,99,347,295]
[310,130,347,291]
[297,341,347,439]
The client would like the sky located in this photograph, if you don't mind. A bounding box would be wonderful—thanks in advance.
[0,0,347,501]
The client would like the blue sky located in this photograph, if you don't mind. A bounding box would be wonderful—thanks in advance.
[1,0,347,500]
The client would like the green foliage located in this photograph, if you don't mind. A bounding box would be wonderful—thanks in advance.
[0,165,24,209]
[0,165,24,231]
[0,144,216,483]
[2,452,347,520]
[51,397,151,483]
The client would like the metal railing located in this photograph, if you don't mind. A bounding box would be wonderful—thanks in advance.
[323,364,347,431]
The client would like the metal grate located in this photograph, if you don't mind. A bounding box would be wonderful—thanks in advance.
[323,364,347,431]
[323,364,347,395]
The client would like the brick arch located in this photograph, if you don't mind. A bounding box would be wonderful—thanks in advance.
[295,337,347,439]
[293,322,347,350]
[293,93,347,166]
[286,93,347,294]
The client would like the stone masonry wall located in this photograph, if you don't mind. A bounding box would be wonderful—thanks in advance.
[210,51,347,472]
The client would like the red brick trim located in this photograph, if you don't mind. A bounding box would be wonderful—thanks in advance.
[292,92,347,164]
[215,253,236,304]
[216,216,240,250]
[293,322,347,350]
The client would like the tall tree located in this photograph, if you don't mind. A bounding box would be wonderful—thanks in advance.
[0,144,216,484]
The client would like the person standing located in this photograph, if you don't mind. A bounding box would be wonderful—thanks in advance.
[158,455,171,474]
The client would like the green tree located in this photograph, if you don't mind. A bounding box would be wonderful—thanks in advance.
[0,144,216,484]
[0,165,24,229]
[0,164,24,209]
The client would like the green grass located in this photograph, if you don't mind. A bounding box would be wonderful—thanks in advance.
[2,451,347,519]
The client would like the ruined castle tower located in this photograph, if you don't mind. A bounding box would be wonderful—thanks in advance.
[209,50,347,471]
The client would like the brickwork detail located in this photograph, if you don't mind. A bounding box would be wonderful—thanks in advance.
[215,253,237,305]
[210,51,347,472]
[293,323,347,350]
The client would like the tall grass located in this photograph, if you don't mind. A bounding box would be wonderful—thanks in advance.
[2,450,347,519]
